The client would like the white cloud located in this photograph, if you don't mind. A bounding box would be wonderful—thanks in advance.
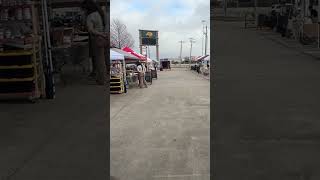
[110,0,210,59]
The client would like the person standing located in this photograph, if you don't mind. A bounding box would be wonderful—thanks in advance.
[81,0,107,85]
[137,62,147,88]
[88,34,96,77]
[309,6,318,23]
[110,63,120,77]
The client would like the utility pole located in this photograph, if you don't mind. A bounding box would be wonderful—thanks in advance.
[204,24,208,56]
[201,20,206,56]
[189,38,196,68]
[178,40,185,67]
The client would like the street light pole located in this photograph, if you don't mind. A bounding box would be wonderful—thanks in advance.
[189,38,196,68]
[204,24,208,56]
[178,40,185,67]
[201,20,206,56]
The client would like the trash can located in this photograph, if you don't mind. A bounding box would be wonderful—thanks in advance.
[145,71,152,84]
[151,69,157,79]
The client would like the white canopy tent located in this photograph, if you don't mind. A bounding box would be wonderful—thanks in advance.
[111,48,139,61]
[110,49,127,92]
[147,58,153,63]
[147,58,159,70]
[110,49,125,62]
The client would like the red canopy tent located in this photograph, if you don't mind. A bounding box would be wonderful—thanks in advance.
[122,47,147,62]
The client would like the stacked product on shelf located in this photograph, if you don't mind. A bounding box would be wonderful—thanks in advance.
[0,0,45,101]
[110,51,127,94]
[110,75,124,94]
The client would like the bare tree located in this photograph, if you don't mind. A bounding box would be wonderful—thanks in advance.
[110,19,135,49]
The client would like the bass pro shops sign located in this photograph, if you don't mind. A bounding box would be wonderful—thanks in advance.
[139,30,158,46]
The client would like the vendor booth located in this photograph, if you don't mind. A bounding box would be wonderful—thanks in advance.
[0,0,51,101]
[195,55,210,76]
[122,47,153,84]
[111,48,140,88]
[110,49,127,94]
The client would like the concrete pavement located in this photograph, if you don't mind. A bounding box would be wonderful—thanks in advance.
[110,69,210,180]
[0,84,108,180]
[213,21,320,179]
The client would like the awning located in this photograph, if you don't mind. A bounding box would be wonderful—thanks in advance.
[110,49,124,62]
[147,58,153,63]
[122,47,147,61]
[196,55,209,62]
[111,48,139,60]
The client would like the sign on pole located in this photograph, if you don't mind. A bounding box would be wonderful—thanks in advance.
[139,30,158,46]
[139,29,160,65]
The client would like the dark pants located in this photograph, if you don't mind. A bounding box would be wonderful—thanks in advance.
[91,56,96,74]
[277,15,288,36]
[91,36,107,85]
[89,35,96,75]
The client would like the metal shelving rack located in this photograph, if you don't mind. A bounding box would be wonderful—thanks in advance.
[110,76,124,94]
[0,1,46,101]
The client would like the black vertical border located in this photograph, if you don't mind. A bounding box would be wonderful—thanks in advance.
[105,0,110,179]
[210,1,214,180]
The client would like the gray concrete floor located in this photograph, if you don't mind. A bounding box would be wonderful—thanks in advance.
[213,21,320,179]
[110,69,210,180]
[0,84,108,180]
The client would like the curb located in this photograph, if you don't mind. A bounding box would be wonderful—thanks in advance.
[257,30,320,60]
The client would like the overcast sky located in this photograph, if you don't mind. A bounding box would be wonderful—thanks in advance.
[110,0,210,60]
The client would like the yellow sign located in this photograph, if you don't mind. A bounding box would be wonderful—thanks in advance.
[146,32,153,37]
